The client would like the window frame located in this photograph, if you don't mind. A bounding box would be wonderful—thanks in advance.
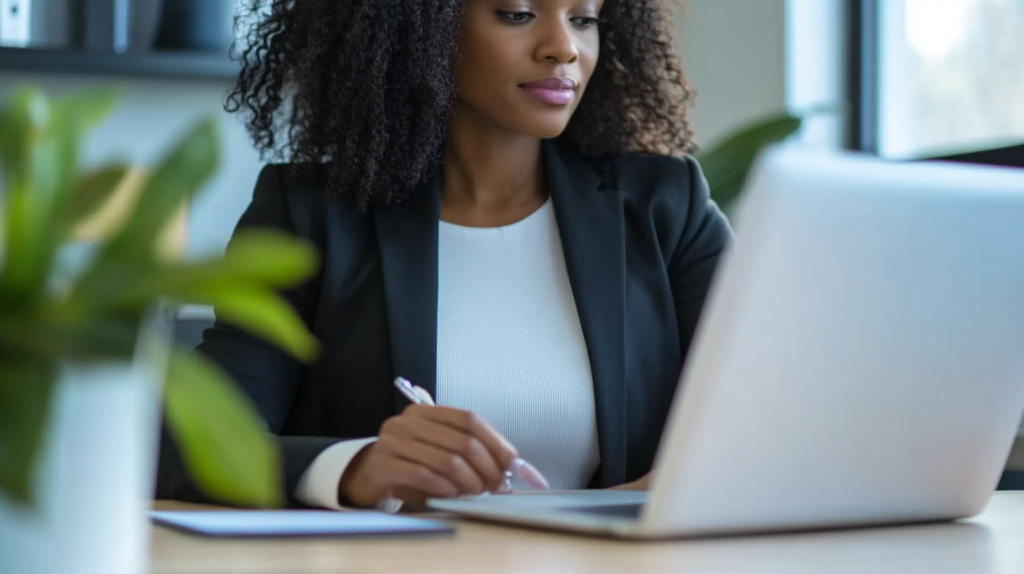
[846,0,1024,167]
[846,0,879,154]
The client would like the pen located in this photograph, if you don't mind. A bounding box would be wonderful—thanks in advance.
[393,377,550,492]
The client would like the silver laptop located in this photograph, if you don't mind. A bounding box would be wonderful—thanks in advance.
[428,147,1024,539]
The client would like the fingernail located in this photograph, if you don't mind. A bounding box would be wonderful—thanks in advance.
[497,477,513,494]
[510,458,550,491]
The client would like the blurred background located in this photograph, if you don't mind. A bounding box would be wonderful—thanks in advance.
[1,0,1022,478]
[2,0,1021,253]
[877,0,1024,158]
[0,0,795,260]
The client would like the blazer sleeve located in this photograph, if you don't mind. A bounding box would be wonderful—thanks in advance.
[155,165,341,508]
[668,157,734,358]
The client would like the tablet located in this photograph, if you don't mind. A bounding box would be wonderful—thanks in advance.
[150,510,454,538]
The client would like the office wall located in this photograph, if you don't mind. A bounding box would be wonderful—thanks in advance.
[0,74,261,259]
[785,0,848,149]
[678,0,788,148]
[0,0,787,257]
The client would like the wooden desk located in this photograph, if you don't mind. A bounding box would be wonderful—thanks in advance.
[151,493,1024,574]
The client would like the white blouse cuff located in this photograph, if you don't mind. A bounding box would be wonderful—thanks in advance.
[295,437,379,510]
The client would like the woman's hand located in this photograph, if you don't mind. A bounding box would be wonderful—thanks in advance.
[610,473,652,491]
[338,405,519,508]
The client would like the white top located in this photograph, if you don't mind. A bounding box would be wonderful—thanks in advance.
[297,199,601,509]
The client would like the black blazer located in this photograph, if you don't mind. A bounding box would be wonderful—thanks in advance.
[156,139,732,506]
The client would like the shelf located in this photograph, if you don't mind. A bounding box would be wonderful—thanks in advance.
[0,48,238,81]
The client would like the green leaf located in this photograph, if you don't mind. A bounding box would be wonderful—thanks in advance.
[170,283,319,362]
[75,120,219,298]
[698,114,804,212]
[65,259,151,313]
[0,89,80,304]
[44,89,121,244]
[45,87,118,207]
[0,355,57,508]
[0,310,138,364]
[0,87,121,303]
[0,181,39,300]
[112,230,319,309]
[163,350,283,508]
[0,86,48,175]
[53,87,119,135]
[106,120,218,262]
[0,313,66,360]
[221,230,321,287]
[66,165,130,231]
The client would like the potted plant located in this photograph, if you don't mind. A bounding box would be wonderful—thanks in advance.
[0,87,319,574]
[698,112,805,213]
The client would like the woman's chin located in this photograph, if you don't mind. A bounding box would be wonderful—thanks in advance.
[520,120,572,141]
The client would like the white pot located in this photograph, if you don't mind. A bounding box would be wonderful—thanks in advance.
[0,315,169,574]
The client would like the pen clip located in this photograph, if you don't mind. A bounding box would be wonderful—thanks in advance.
[394,377,436,406]
[413,386,436,406]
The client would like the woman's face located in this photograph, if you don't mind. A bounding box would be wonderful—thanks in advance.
[454,0,603,139]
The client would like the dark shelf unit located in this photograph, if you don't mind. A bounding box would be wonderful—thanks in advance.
[0,48,238,81]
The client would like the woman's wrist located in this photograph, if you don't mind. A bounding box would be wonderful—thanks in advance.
[337,444,376,507]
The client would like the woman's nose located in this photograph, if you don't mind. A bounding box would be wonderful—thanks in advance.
[533,20,580,65]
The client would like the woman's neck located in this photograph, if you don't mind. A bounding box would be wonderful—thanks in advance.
[440,104,547,227]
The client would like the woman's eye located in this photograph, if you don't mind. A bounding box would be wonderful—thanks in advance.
[495,10,535,25]
[570,16,602,29]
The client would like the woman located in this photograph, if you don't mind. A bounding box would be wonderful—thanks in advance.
[158,0,731,509]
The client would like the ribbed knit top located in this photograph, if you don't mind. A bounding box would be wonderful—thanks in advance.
[435,199,601,490]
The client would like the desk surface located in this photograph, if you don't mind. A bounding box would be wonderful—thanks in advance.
[151,492,1024,574]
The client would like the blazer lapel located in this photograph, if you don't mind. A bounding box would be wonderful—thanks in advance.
[373,146,628,486]
[544,140,628,487]
[373,167,441,412]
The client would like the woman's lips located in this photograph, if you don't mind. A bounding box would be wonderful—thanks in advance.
[520,77,578,106]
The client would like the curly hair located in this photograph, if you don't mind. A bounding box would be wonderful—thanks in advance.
[227,0,695,208]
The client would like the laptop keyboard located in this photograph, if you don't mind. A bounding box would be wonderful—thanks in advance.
[562,503,644,519]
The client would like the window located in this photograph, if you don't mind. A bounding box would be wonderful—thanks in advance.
[875,0,1024,159]
[844,0,1024,481]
